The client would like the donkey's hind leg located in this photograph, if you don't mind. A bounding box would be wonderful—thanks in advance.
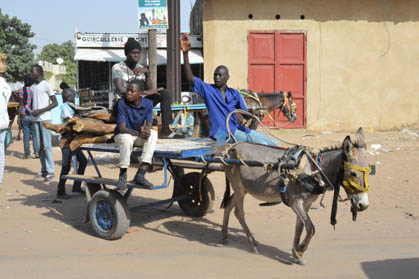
[226,167,260,254]
[232,190,259,254]
[221,193,235,243]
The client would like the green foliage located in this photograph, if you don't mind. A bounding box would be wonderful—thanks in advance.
[0,9,36,82]
[38,40,77,87]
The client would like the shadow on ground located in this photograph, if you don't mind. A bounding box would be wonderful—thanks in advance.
[129,208,295,265]
[361,258,419,279]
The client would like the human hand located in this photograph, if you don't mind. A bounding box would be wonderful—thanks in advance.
[140,124,150,139]
[32,109,40,117]
[133,66,149,77]
[142,87,163,96]
[179,33,191,53]
[17,117,21,125]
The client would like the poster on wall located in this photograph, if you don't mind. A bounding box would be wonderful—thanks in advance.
[138,0,168,29]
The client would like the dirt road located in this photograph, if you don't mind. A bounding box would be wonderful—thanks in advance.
[1,127,418,278]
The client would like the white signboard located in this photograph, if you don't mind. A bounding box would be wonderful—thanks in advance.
[75,33,203,49]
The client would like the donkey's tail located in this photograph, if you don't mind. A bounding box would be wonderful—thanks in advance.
[220,176,231,209]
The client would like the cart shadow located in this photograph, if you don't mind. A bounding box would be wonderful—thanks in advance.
[7,176,97,237]
[129,209,294,265]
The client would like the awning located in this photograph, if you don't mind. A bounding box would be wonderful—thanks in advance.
[156,49,204,65]
[74,48,126,62]
[74,48,203,65]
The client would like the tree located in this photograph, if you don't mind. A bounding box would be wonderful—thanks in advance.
[0,9,36,82]
[37,40,77,87]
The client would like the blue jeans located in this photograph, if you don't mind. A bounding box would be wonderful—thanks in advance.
[233,129,280,146]
[21,114,39,156]
[34,121,54,174]
[57,146,87,195]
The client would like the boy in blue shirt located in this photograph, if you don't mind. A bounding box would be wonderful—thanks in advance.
[56,87,88,199]
[114,79,157,190]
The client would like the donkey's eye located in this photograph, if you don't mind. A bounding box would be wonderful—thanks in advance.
[350,172,357,177]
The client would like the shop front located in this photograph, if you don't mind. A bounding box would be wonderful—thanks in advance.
[74,32,204,107]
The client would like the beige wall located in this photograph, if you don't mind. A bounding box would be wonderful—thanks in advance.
[203,0,419,130]
[38,61,66,91]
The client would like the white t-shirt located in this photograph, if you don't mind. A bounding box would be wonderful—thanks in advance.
[112,61,146,99]
[0,76,12,130]
[31,80,55,122]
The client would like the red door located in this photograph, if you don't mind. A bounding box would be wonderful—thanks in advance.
[248,31,306,128]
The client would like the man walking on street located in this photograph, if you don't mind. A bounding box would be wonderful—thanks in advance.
[0,54,12,186]
[30,64,58,182]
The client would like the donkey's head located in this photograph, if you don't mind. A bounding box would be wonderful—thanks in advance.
[342,127,372,213]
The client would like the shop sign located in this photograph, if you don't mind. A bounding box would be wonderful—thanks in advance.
[75,33,202,48]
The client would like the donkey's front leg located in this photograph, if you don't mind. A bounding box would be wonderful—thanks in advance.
[291,200,315,265]
[292,216,304,257]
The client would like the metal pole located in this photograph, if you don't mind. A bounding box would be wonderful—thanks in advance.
[167,0,181,103]
[148,29,158,88]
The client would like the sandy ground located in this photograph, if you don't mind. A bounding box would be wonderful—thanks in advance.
[1,126,419,279]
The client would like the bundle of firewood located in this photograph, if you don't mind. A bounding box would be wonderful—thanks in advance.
[43,111,117,151]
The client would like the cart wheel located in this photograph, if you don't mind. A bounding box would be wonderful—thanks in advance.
[88,190,130,240]
[178,172,215,217]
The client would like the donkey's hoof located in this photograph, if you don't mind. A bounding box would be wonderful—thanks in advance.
[251,246,260,255]
[292,248,302,259]
[296,259,306,266]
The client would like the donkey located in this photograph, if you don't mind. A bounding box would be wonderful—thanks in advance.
[220,127,371,265]
[238,89,297,129]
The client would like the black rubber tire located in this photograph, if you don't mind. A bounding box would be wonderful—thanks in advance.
[88,190,131,240]
[178,172,215,217]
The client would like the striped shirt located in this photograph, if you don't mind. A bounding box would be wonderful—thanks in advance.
[18,86,32,114]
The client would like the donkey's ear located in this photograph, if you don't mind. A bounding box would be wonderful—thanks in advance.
[355,127,366,148]
[343,136,353,157]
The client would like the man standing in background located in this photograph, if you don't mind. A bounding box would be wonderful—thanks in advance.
[30,64,58,182]
[0,54,12,185]
[18,74,39,159]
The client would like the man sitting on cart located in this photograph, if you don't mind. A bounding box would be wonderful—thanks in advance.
[112,37,172,137]
[180,34,279,146]
[114,79,157,190]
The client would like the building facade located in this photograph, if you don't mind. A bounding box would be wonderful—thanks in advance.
[38,60,66,91]
[200,0,419,130]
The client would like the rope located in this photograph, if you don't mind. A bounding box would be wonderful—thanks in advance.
[224,109,300,147]
[238,90,262,106]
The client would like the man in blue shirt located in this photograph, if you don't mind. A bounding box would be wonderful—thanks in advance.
[180,34,279,146]
[114,79,157,190]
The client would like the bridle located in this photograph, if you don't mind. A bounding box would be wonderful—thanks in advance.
[342,162,371,193]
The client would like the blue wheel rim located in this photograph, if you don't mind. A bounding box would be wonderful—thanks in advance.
[93,200,115,233]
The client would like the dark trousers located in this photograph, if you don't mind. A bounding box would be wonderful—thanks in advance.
[57,146,88,195]
[145,89,173,134]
